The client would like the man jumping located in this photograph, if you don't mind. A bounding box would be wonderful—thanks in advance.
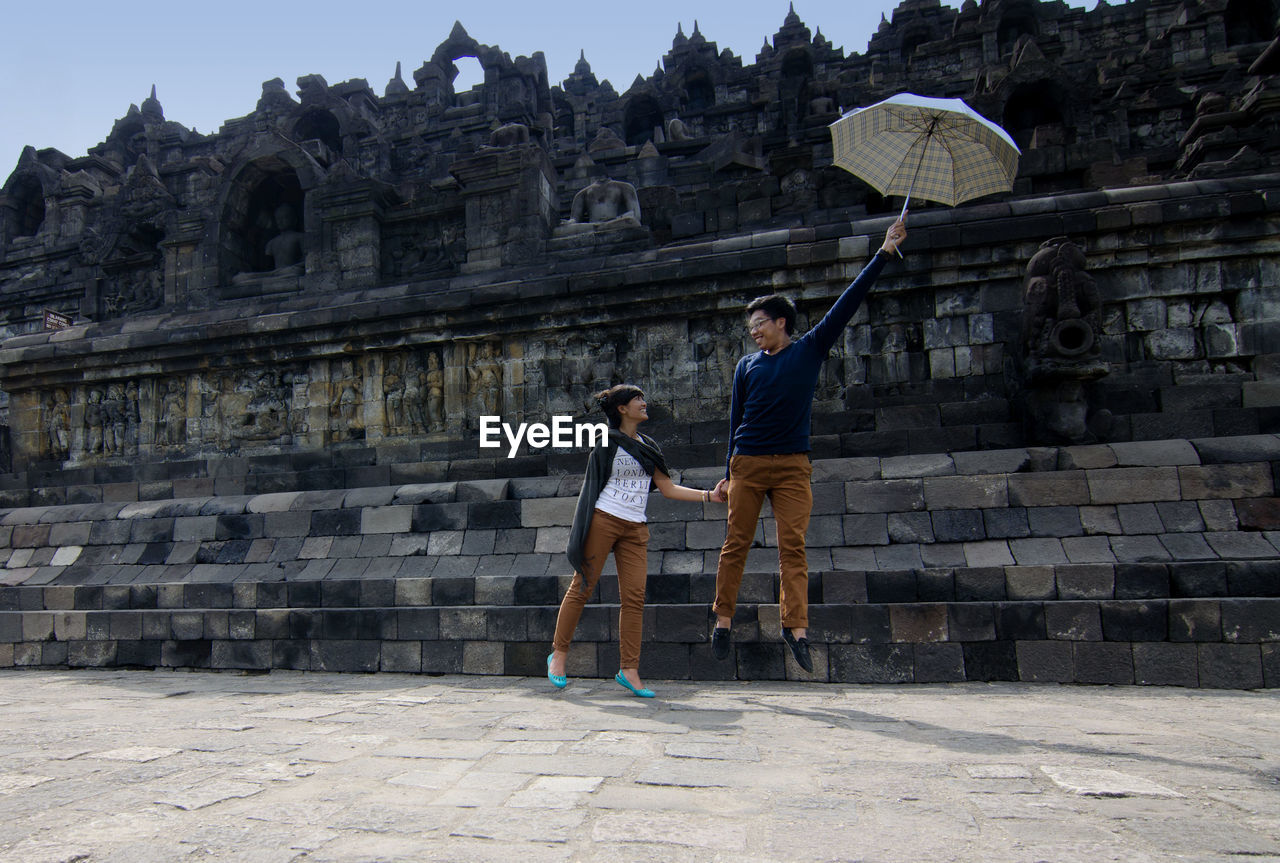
[712,217,908,672]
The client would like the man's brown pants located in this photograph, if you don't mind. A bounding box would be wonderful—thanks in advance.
[713,453,813,629]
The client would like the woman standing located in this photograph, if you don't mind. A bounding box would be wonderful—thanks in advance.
[548,385,724,697]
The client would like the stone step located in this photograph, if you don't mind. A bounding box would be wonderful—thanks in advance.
[2,560,1276,613]
[0,441,1277,590]
[2,598,1275,688]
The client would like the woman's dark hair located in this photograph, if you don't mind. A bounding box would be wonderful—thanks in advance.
[594,384,644,428]
[746,293,797,335]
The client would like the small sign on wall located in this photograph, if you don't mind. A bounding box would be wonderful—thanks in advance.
[42,309,72,331]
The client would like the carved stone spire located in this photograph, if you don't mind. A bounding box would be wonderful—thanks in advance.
[385,61,410,96]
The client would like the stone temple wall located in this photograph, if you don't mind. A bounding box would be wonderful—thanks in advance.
[0,0,1277,485]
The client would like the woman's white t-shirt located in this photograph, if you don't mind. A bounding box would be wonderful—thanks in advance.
[594,448,650,523]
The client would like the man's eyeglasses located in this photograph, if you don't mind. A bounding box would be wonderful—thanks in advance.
[747,317,774,334]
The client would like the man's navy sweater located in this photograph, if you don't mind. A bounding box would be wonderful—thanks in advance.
[726,250,890,477]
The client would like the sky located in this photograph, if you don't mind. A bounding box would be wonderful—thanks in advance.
[0,0,1098,174]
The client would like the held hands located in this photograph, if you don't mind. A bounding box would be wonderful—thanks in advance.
[880,215,907,256]
[712,478,730,503]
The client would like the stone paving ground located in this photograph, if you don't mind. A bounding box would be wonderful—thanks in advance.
[0,669,1276,863]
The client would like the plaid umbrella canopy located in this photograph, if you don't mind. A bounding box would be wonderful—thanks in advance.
[829,93,1021,211]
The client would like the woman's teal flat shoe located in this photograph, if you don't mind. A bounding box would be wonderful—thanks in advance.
[547,654,567,689]
[614,671,655,698]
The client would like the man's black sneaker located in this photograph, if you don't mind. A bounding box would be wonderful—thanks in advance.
[782,628,813,673]
[711,627,731,661]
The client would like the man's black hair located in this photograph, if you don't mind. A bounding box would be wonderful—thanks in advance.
[746,294,797,335]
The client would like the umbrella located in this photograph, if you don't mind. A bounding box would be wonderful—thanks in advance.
[829,92,1021,216]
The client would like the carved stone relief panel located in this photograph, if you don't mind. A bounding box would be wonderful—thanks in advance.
[78,380,140,460]
[194,366,303,450]
[465,340,504,428]
[329,358,364,442]
[381,216,465,280]
[157,377,188,449]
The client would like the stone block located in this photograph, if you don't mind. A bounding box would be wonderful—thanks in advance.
[1109,439,1200,466]
[963,541,1014,568]
[1061,536,1117,564]
[881,454,955,479]
[1192,434,1280,464]
[360,506,412,534]
[866,570,915,603]
[844,479,924,514]
[411,503,468,532]
[1079,505,1122,535]
[1072,642,1134,684]
[914,643,965,682]
[829,643,913,683]
[812,457,881,483]
[1016,641,1073,682]
[953,449,1032,475]
[1133,642,1198,686]
[1045,601,1102,640]
[419,637,465,670]
[921,543,967,568]
[460,531,496,556]
[822,571,868,605]
[381,641,421,673]
[932,510,985,542]
[1226,561,1280,597]
[1101,600,1169,641]
[1115,503,1164,535]
[1169,599,1221,641]
[1198,643,1264,688]
[1199,499,1239,531]
[1009,538,1068,566]
[983,508,1030,539]
[310,509,362,536]
[439,608,487,640]
[962,641,1019,681]
[686,520,726,550]
[534,527,570,554]
[886,512,934,544]
[1055,565,1114,599]
[462,641,505,675]
[519,497,576,528]
[1220,599,1280,643]
[955,568,1005,601]
[1110,536,1173,563]
[805,516,844,548]
[1265,643,1280,688]
[311,640,380,673]
[873,545,924,571]
[212,640,272,670]
[844,514,889,546]
[162,639,212,669]
[924,475,1008,510]
[264,511,311,538]
[1005,566,1055,600]
[1235,498,1280,531]
[947,603,996,641]
[889,604,947,642]
[1114,563,1170,599]
[915,569,954,601]
[1207,531,1278,558]
[1087,467,1180,504]
[1156,501,1206,532]
[1180,464,1273,500]
[1158,533,1218,560]
[1007,473,1089,508]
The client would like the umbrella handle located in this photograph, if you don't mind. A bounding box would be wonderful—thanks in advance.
[890,192,908,258]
